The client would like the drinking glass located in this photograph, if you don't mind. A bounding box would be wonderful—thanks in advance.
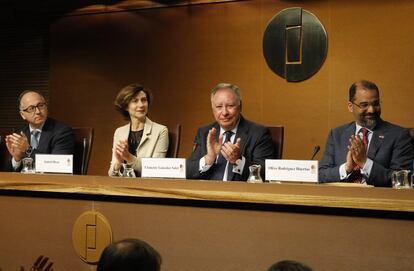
[391,170,412,189]
[21,157,35,174]
[122,163,136,178]
[247,165,263,183]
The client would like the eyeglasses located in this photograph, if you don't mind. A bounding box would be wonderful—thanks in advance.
[352,101,380,111]
[21,103,47,114]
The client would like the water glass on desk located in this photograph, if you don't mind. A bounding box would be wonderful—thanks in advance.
[21,157,35,174]
[122,163,136,178]
[391,170,412,189]
[247,165,263,183]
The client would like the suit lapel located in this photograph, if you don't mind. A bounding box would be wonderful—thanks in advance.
[37,119,52,153]
[341,123,356,163]
[22,126,30,143]
[228,117,248,181]
[212,123,220,144]
[235,117,249,155]
[368,122,385,159]
[37,130,50,152]
[139,117,152,148]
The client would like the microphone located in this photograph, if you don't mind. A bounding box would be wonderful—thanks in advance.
[310,145,320,160]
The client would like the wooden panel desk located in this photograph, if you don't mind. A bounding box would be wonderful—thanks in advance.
[0,172,413,270]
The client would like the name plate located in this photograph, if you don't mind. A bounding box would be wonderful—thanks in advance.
[141,158,186,179]
[35,154,73,174]
[265,159,318,183]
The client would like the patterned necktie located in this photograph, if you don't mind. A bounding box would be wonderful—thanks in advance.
[210,130,233,180]
[348,128,369,183]
[31,130,40,149]
[361,128,368,147]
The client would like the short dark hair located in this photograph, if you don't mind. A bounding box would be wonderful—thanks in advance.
[268,260,313,271]
[17,90,46,110]
[349,80,379,102]
[114,84,152,120]
[97,238,161,271]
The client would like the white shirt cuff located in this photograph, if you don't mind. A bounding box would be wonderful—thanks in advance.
[339,159,372,181]
[12,157,21,170]
[361,158,373,177]
[339,163,349,180]
[199,156,212,173]
[231,156,245,175]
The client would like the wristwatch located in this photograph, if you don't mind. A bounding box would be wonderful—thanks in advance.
[25,146,33,155]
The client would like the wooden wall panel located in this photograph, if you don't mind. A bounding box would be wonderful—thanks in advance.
[49,0,414,175]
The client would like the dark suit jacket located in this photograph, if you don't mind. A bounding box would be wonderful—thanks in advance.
[7,117,75,171]
[186,116,275,181]
[319,120,413,187]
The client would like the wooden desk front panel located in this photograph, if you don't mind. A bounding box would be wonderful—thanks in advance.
[95,200,414,271]
[0,173,413,270]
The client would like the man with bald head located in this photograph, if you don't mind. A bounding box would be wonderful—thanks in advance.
[5,90,75,171]
[319,80,413,187]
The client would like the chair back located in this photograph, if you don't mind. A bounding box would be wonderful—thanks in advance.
[267,126,284,159]
[409,128,414,142]
[167,124,181,158]
[409,128,414,162]
[0,128,14,171]
[72,127,94,175]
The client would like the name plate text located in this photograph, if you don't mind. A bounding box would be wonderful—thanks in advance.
[35,154,73,174]
[141,158,186,179]
[265,159,318,183]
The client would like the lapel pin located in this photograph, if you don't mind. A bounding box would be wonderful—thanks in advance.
[379,135,384,139]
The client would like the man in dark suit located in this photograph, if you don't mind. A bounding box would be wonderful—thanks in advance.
[5,90,74,171]
[319,80,413,187]
[187,83,275,181]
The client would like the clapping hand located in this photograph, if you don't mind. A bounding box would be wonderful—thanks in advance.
[349,135,367,168]
[19,255,54,271]
[204,128,222,165]
[221,138,241,164]
[5,132,29,161]
[345,135,367,173]
[204,128,241,165]
[114,139,134,165]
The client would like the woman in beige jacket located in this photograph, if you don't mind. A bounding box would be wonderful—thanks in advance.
[108,84,169,176]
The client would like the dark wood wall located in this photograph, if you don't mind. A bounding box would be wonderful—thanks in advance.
[0,20,50,128]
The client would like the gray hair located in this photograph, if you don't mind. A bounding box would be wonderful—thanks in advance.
[210,83,242,105]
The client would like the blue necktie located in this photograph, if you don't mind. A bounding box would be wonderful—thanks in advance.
[210,131,233,180]
[31,130,40,149]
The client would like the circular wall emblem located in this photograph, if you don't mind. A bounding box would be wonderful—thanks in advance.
[72,211,112,264]
[263,7,328,82]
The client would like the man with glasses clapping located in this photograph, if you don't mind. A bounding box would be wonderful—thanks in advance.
[4,90,74,172]
[319,80,413,187]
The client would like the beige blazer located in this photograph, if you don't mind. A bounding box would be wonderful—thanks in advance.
[108,117,169,176]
